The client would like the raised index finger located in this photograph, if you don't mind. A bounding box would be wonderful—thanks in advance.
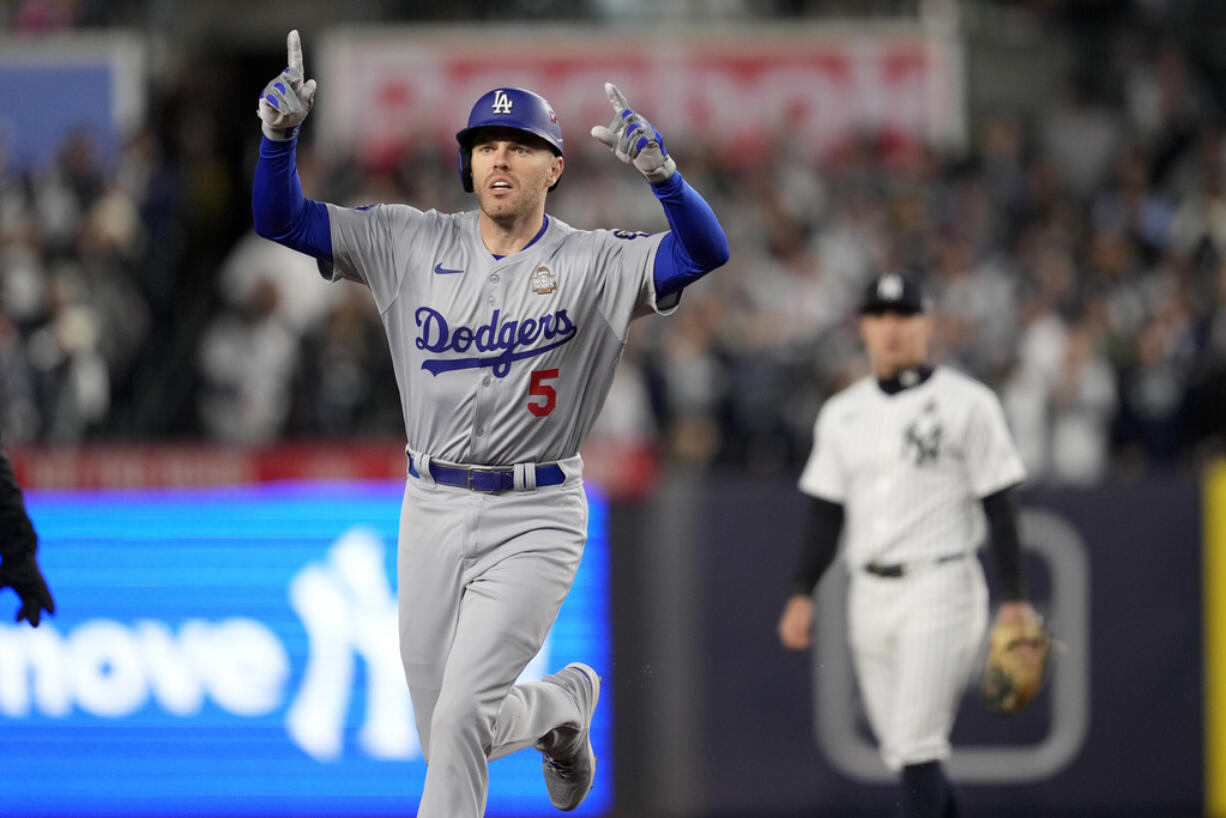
[287,29,304,74]
[604,82,629,115]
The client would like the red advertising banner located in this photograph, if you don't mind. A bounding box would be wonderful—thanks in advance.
[8,441,407,489]
[8,439,659,498]
[316,25,964,165]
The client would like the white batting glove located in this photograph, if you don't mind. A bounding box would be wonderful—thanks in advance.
[257,30,317,141]
[590,82,676,184]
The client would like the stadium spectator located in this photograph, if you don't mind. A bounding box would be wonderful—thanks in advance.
[3,8,1226,485]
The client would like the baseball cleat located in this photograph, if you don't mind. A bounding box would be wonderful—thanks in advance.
[540,662,601,811]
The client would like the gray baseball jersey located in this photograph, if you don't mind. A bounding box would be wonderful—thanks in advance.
[325,204,674,465]
[798,366,1026,569]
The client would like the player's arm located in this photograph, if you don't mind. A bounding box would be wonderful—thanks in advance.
[0,441,55,627]
[790,497,844,597]
[778,497,844,651]
[981,485,1024,600]
[981,485,1038,626]
[251,30,333,261]
[0,445,36,564]
[590,83,730,299]
[649,175,729,299]
[963,385,1035,624]
[779,403,849,650]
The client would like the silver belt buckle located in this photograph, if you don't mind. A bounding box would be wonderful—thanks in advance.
[467,466,500,493]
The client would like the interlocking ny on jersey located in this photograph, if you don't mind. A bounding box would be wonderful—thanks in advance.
[902,400,943,466]
[323,203,673,463]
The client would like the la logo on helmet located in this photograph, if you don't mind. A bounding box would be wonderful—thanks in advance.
[491,90,514,114]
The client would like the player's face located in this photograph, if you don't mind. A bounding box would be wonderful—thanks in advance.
[859,309,931,377]
[470,128,564,221]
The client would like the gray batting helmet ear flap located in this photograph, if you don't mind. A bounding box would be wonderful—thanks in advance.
[456,87,564,193]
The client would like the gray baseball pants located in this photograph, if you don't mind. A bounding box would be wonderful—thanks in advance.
[397,456,589,817]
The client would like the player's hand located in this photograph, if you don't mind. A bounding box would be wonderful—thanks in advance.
[992,600,1040,659]
[257,30,317,141]
[994,600,1037,627]
[777,594,814,651]
[0,554,55,627]
[590,82,676,184]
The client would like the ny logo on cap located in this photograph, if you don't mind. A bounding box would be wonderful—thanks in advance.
[877,273,904,301]
[491,90,514,114]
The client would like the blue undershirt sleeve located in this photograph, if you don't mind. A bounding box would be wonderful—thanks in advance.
[650,171,730,299]
[252,136,333,261]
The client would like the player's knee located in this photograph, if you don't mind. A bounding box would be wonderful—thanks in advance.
[428,693,491,749]
[891,735,951,770]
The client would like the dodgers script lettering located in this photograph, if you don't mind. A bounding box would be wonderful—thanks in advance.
[414,307,578,377]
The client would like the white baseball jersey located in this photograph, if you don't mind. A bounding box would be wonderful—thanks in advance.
[798,367,1025,569]
[325,204,674,465]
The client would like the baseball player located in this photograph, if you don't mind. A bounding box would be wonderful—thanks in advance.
[252,32,728,817]
[0,434,55,627]
[776,272,1036,818]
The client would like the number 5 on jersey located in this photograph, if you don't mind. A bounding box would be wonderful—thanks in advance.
[528,369,559,417]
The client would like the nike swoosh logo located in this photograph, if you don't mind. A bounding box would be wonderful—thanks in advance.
[433,263,464,275]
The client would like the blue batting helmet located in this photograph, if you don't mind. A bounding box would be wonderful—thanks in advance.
[456,87,564,193]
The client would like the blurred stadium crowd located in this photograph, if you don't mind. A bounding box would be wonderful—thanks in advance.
[1,1,1225,488]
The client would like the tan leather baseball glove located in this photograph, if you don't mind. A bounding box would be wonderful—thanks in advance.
[982,609,1052,714]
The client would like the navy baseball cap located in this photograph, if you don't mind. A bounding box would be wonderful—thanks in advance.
[859,272,925,315]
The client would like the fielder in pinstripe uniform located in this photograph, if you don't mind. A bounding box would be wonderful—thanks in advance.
[777,271,1036,818]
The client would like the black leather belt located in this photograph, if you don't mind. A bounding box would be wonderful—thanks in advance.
[864,552,965,578]
[408,456,565,493]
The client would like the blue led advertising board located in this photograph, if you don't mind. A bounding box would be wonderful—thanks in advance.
[0,482,612,817]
